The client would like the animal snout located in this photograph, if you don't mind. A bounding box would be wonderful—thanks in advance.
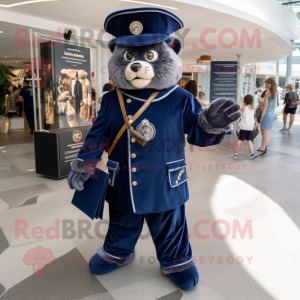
[130,63,142,72]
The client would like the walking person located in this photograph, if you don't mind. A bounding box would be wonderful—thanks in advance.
[9,88,16,109]
[19,80,35,134]
[280,83,298,132]
[14,85,22,117]
[234,95,259,159]
[257,78,277,156]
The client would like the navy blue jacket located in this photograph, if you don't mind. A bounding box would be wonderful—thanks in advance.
[77,85,225,214]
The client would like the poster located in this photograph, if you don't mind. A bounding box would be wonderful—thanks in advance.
[210,61,238,102]
[41,41,95,129]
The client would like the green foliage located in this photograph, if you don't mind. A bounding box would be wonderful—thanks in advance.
[0,64,16,115]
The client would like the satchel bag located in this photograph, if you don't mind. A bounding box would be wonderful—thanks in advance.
[288,91,298,108]
[255,107,262,123]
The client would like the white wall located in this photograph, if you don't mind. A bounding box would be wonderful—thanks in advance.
[174,0,299,43]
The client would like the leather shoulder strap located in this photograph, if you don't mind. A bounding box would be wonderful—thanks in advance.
[107,88,159,157]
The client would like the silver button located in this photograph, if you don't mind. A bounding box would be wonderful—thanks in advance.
[127,99,131,103]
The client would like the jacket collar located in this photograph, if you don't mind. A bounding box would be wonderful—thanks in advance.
[121,85,178,102]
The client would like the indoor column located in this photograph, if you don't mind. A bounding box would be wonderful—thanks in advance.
[275,59,279,85]
[236,54,243,104]
[285,41,294,86]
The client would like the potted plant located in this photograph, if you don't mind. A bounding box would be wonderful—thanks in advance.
[0,64,16,133]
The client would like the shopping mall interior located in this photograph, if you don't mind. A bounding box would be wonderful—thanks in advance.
[0,0,300,299]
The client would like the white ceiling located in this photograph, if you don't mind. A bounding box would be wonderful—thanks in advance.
[0,0,296,70]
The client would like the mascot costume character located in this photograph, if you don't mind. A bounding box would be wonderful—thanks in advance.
[68,8,241,290]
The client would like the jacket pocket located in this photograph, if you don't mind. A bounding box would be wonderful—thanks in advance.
[107,160,119,187]
[166,159,187,188]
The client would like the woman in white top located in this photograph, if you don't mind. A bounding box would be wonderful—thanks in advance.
[234,94,259,159]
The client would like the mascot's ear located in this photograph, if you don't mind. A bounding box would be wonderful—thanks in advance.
[165,36,182,56]
[108,39,116,53]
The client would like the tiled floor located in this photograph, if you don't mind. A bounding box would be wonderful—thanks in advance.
[0,117,300,299]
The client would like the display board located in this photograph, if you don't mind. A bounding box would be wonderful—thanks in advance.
[40,41,95,129]
[210,61,238,102]
[34,126,91,178]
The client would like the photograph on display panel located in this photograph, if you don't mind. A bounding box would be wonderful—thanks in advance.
[40,41,94,129]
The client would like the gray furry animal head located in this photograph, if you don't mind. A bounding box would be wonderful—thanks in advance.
[108,36,182,90]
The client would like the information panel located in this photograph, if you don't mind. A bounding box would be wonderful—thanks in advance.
[40,41,95,129]
[210,61,238,102]
[34,126,91,178]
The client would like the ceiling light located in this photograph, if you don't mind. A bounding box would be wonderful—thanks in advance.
[0,31,3,33]
[0,0,60,8]
[117,0,178,10]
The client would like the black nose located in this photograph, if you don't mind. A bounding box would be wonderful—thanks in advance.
[130,63,142,72]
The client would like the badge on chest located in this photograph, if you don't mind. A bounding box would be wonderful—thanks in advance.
[136,119,156,141]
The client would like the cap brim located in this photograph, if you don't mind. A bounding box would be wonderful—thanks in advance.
[114,33,169,47]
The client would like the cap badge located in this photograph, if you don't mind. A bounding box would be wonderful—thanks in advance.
[129,21,143,35]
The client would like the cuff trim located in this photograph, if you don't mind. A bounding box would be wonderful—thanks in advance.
[161,256,197,275]
[71,158,95,175]
[97,245,135,266]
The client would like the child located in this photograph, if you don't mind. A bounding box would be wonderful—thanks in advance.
[234,94,259,159]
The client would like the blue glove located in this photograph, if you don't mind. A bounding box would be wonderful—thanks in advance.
[199,98,241,134]
[67,158,91,191]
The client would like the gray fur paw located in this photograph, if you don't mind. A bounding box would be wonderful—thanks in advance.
[67,170,90,191]
[198,98,241,134]
[68,158,92,191]
[71,158,95,175]
[71,158,89,173]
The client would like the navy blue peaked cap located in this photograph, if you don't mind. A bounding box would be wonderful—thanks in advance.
[104,7,184,46]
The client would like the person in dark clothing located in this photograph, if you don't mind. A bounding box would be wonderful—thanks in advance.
[73,72,83,122]
[14,85,23,117]
[19,80,35,134]
[280,83,297,132]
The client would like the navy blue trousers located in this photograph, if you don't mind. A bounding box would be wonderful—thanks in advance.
[104,204,192,268]
[24,108,35,133]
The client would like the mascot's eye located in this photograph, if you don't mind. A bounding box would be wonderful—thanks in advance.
[145,50,158,62]
[124,51,134,61]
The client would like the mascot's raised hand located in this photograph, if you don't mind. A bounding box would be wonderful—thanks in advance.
[199,98,241,134]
